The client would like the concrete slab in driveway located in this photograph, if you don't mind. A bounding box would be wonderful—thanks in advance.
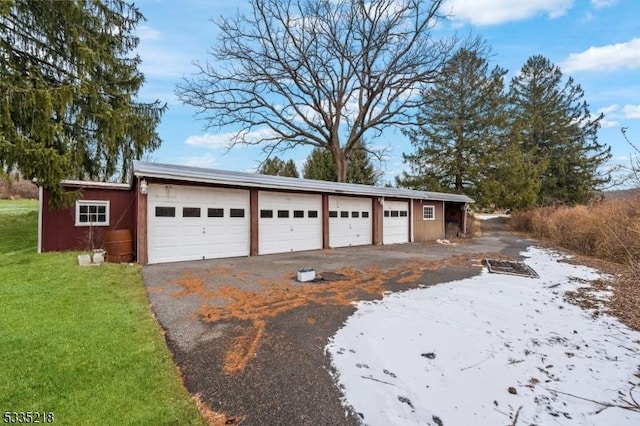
[142,218,531,425]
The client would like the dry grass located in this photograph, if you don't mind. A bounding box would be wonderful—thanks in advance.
[0,175,38,199]
[510,198,640,331]
[467,213,482,237]
[509,196,640,269]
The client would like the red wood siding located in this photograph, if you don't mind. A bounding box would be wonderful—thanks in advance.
[41,187,136,253]
[136,179,148,264]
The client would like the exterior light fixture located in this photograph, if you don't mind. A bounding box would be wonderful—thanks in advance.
[140,179,148,195]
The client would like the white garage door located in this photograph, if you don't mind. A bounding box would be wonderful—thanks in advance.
[258,191,322,255]
[328,196,372,248]
[383,200,409,244]
[147,184,249,264]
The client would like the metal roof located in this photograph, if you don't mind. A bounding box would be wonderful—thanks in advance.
[61,180,131,190]
[132,161,474,203]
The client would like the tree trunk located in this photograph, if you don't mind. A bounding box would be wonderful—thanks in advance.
[334,151,348,182]
[455,174,463,191]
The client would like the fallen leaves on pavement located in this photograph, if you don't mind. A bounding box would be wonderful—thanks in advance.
[171,254,473,374]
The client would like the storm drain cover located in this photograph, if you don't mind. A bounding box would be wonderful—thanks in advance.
[483,259,539,278]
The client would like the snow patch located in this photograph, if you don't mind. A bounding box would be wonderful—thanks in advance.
[327,247,640,425]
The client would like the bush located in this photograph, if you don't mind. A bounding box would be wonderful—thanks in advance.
[466,212,480,236]
[510,196,640,269]
[0,175,38,199]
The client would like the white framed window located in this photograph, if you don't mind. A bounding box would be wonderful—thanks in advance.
[423,205,435,221]
[75,200,110,226]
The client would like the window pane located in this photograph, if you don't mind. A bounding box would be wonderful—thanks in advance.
[362,211,369,218]
[351,211,359,218]
[208,208,224,218]
[308,210,318,218]
[340,211,349,218]
[183,207,201,218]
[423,206,435,220]
[277,210,289,218]
[230,208,245,218]
[384,210,390,217]
[77,201,109,226]
[400,211,408,217]
[390,210,399,217]
[155,206,176,217]
[260,209,273,218]
[329,210,338,218]
[293,210,304,218]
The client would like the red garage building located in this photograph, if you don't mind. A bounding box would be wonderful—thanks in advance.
[39,161,473,264]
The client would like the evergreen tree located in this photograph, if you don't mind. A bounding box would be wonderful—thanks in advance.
[397,47,509,207]
[303,148,336,182]
[281,159,299,178]
[0,0,165,206]
[480,136,544,209]
[258,157,299,177]
[303,140,380,185]
[509,55,611,205]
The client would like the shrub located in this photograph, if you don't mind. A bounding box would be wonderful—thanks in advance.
[509,196,640,269]
[0,175,38,199]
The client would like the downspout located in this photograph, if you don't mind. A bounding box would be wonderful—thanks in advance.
[463,203,468,235]
[410,198,414,243]
[442,200,445,239]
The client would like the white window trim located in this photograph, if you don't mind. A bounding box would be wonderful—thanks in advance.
[75,200,110,227]
[423,205,435,221]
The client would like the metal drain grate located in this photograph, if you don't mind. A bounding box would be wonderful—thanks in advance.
[483,259,539,278]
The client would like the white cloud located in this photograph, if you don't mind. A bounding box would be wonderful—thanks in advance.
[622,104,640,119]
[184,132,234,149]
[134,25,205,79]
[445,0,573,26]
[580,11,594,22]
[137,25,161,41]
[176,153,218,168]
[595,104,640,127]
[136,44,195,79]
[597,104,620,115]
[595,105,619,128]
[590,0,618,8]
[600,118,619,128]
[184,128,278,149]
[560,38,640,73]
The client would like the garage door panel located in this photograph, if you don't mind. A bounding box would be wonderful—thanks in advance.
[258,192,322,255]
[383,200,409,244]
[147,184,249,263]
[328,196,372,248]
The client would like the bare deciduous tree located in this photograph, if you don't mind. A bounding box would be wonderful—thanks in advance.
[176,0,458,181]
[621,127,640,186]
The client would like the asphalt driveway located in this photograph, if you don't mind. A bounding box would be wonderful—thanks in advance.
[142,218,531,425]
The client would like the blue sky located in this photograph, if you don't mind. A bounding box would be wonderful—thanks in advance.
[134,0,640,186]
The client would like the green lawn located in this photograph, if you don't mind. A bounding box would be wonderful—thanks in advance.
[0,200,204,425]
[0,198,38,215]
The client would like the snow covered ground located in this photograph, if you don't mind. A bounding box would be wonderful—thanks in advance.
[327,247,640,425]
